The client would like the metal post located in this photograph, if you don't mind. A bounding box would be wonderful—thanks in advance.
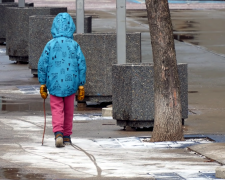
[116,0,126,64]
[18,0,25,8]
[76,0,84,34]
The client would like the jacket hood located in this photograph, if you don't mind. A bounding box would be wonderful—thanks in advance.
[51,13,76,39]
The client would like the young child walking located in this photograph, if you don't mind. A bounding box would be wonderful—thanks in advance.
[38,12,86,147]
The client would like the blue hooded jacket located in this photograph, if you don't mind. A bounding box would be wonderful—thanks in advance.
[38,13,86,97]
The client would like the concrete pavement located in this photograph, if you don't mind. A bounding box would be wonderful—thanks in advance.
[0,113,221,179]
[1,0,225,179]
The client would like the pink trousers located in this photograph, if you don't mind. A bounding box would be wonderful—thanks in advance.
[50,94,75,136]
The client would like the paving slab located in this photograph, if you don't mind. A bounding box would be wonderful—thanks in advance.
[189,143,225,165]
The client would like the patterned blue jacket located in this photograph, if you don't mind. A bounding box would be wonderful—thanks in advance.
[38,13,86,97]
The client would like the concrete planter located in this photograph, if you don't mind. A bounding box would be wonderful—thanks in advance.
[112,63,188,128]
[29,15,92,74]
[6,7,67,62]
[0,2,33,44]
[74,33,142,102]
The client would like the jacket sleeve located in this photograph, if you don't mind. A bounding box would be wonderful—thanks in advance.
[77,44,86,86]
[38,43,50,85]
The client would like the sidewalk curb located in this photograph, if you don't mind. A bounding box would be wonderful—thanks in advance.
[216,166,225,179]
[102,107,112,117]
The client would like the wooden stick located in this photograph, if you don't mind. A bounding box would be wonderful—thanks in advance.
[42,99,46,145]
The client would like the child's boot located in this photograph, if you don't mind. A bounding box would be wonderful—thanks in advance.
[55,132,65,147]
[63,136,72,145]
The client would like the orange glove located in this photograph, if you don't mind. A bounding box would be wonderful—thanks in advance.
[77,86,85,101]
[40,85,48,99]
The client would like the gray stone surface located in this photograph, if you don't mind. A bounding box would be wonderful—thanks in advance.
[0,2,33,44]
[29,15,92,71]
[6,7,67,62]
[74,33,141,102]
[112,63,188,127]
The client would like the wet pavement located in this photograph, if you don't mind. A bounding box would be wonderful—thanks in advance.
[1,0,225,179]
[172,9,225,56]
[12,0,225,10]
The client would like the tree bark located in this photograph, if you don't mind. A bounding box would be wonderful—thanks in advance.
[145,0,184,142]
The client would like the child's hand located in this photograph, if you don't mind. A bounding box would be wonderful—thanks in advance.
[40,85,48,99]
[77,86,85,101]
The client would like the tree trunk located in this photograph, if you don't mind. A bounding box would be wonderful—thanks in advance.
[145,0,184,142]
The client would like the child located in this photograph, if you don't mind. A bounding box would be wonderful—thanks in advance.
[38,12,86,147]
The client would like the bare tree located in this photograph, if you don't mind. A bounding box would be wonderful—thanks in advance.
[145,0,184,142]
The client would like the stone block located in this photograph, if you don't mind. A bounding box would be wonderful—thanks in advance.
[0,2,33,44]
[73,33,141,102]
[29,15,92,72]
[112,63,188,128]
[6,7,67,62]
[102,107,113,117]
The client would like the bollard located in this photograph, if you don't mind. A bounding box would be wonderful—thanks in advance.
[18,0,25,7]
[116,0,126,64]
[76,0,84,33]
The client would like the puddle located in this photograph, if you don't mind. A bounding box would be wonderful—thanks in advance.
[128,9,225,55]
[0,97,51,112]
[173,34,195,41]
[0,168,46,180]
[75,101,110,113]
[0,86,109,113]
[0,97,106,114]
[171,9,225,55]
[0,167,81,180]
[188,90,199,93]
